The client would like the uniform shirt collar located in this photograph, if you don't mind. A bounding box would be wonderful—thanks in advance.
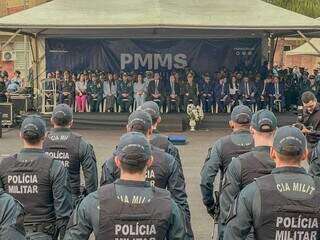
[232,129,250,135]
[115,179,151,188]
[20,148,44,154]
[253,146,270,152]
[271,166,306,175]
[50,127,71,132]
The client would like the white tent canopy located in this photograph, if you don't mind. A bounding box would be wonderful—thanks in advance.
[286,38,320,56]
[0,0,319,38]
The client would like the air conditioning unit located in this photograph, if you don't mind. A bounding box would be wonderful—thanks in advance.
[2,51,16,61]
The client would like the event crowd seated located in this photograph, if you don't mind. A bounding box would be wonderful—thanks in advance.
[4,63,320,114]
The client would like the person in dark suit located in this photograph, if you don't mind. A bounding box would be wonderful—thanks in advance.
[269,76,285,111]
[304,75,319,99]
[228,75,240,109]
[239,76,257,108]
[214,76,229,112]
[199,73,214,112]
[257,77,271,110]
[58,70,75,106]
[147,72,165,108]
[181,71,199,112]
[166,74,180,112]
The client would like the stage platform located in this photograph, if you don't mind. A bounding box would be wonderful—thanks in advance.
[39,112,298,132]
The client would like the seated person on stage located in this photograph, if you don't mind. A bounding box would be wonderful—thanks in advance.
[181,71,199,112]
[75,73,87,112]
[87,73,103,112]
[228,75,240,108]
[214,75,229,112]
[6,79,19,94]
[134,73,147,108]
[11,70,23,88]
[58,70,75,106]
[199,73,214,113]
[42,72,56,106]
[166,73,181,112]
[257,77,271,110]
[117,72,133,112]
[269,75,285,111]
[147,72,165,108]
[103,72,117,112]
[239,75,257,107]
[0,74,7,102]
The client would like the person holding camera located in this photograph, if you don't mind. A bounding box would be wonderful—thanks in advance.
[296,91,320,160]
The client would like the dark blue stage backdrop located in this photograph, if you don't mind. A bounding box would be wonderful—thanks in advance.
[45,38,261,75]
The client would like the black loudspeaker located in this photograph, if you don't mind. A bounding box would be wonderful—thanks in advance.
[0,103,13,126]
[11,95,28,115]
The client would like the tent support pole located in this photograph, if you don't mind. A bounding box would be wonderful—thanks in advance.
[0,29,21,51]
[269,35,275,68]
[297,30,320,55]
[35,35,40,110]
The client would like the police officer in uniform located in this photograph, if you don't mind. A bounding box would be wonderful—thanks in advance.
[117,72,134,112]
[43,104,98,203]
[0,115,72,239]
[64,132,186,239]
[0,189,26,240]
[140,101,182,169]
[200,105,254,232]
[224,126,320,240]
[219,109,277,239]
[100,110,194,239]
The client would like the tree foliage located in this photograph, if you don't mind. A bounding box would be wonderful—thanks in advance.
[264,0,320,18]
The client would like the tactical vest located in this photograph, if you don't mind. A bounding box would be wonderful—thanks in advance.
[255,175,320,240]
[97,183,172,240]
[240,148,275,189]
[150,134,170,152]
[111,148,171,189]
[43,131,81,195]
[0,154,55,223]
[220,131,254,173]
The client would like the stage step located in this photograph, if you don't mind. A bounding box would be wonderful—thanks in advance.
[40,113,186,132]
[25,112,297,132]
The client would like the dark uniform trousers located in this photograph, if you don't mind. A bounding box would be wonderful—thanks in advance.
[97,183,172,240]
[254,175,320,240]
[43,131,81,199]
[0,154,56,239]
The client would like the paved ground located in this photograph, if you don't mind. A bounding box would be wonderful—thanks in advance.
[0,127,308,239]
